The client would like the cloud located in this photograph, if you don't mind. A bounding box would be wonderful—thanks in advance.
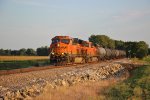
[113,10,150,21]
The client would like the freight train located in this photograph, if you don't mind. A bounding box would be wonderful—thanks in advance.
[49,36,126,65]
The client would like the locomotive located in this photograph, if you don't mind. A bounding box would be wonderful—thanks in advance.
[49,36,126,65]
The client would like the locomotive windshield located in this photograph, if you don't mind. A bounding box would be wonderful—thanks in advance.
[61,39,70,44]
[52,39,60,44]
[52,39,70,44]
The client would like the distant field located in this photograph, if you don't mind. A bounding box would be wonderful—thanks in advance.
[0,56,49,61]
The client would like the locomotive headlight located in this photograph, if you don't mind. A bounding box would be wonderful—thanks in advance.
[57,43,60,47]
[51,52,54,55]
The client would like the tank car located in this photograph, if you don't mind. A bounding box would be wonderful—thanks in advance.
[105,48,112,59]
[97,46,106,60]
[111,49,117,59]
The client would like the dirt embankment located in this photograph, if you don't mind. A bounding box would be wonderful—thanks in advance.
[0,59,144,100]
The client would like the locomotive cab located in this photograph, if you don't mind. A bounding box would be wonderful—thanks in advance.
[50,36,72,65]
[50,36,71,55]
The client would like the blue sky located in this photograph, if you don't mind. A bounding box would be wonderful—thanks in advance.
[0,0,150,49]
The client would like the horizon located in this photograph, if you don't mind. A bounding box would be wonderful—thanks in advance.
[0,0,150,49]
[0,34,149,50]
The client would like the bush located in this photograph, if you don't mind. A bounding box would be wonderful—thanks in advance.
[143,56,150,63]
[108,83,133,99]
[105,65,150,99]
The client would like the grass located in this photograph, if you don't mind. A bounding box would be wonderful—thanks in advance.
[0,56,49,61]
[35,80,119,100]
[143,56,150,64]
[104,56,150,100]
[0,60,50,70]
[0,56,50,70]
[131,58,146,64]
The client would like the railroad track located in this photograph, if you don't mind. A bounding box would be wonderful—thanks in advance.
[0,59,126,76]
[0,62,98,76]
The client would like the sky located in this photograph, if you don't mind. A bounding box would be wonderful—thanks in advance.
[0,0,150,49]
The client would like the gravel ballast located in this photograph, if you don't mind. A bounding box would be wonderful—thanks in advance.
[0,59,135,99]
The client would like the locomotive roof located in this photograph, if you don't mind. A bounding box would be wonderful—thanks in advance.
[52,36,92,44]
[52,36,72,39]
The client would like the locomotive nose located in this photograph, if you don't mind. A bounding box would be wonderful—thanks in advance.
[54,43,60,47]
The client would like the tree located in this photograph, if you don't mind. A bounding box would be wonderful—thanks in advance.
[0,49,5,55]
[89,35,115,49]
[115,40,125,50]
[0,49,11,56]
[136,41,149,58]
[19,48,27,55]
[148,48,150,55]
[125,42,138,58]
[4,49,11,55]
[124,41,149,58]
[36,46,49,56]
[11,50,20,55]
[26,48,36,56]
[108,39,115,49]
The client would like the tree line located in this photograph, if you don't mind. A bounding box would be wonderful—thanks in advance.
[89,35,150,58]
[0,35,150,58]
[0,46,49,56]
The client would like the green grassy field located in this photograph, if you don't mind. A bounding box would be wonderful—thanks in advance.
[104,56,150,100]
[0,60,50,70]
[0,56,50,70]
